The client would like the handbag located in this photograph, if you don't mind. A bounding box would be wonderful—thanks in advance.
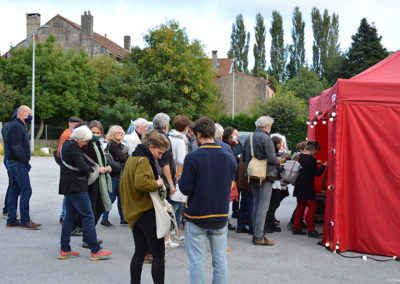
[149,191,178,238]
[59,145,98,185]
[236,157,251,191]
[82,153,100,185]
[282,159,301,184]
[169,184,187,203]
[247,133,267,185]
[104,144,121,175]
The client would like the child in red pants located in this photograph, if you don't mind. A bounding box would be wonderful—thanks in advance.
[292,141,327,238]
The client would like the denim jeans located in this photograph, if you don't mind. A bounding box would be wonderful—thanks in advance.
[237,189,253,231]
[60,192,100,254]
[60,196,66,220]
[102,176,125,223]
[6,160,32,225]
[251,181,273,240]
[167,198,184,229]
[3,159,10,214]
[185,221,228,284]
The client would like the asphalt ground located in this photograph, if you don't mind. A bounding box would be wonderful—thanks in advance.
[0,157,399,283]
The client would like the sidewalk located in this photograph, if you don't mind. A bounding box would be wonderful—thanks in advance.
[0,157,398,283]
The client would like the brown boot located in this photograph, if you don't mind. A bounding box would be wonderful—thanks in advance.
[253,237,275,246]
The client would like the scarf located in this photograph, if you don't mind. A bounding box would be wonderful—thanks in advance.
[132,144,159,180]
[92,142,112,211]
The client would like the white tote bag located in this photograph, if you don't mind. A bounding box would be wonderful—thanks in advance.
[169,184,187,203]
[149,191,178,239]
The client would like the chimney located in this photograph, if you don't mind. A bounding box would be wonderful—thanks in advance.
[124,36,131,50]
[212,50,218,72]
[26,13,41,36]
[81,10,93,38]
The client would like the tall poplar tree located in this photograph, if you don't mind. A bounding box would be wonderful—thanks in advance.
[312,7,340,78]
[269,10,286,82]
[228,14,250,72]
[288,6,305,78]
[252,13,266,77]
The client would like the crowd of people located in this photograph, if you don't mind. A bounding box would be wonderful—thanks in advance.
[1,105,328,283]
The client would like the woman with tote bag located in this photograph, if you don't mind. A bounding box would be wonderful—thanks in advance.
[120,130,170,284]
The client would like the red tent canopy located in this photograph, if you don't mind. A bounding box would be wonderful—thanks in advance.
[308,50,400,257]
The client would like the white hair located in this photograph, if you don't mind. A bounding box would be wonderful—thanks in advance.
[255,116,274,129]
[153,113,170,130]
[134,118,149,129]
[70,126,92,142]
[214,123,224,140]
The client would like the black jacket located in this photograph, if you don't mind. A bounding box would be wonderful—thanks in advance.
[5,118,30,163]
[59,140,94,195]
[293,153,326,200]
[107,140,128,177]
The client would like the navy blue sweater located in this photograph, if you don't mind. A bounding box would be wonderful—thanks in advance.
[178,143,237,224]
[5,118,30,163]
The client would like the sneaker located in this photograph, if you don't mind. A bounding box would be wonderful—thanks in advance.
[6,221,21,228]
[308,230,323,238]
[165,239,179,248]
[58,250,79,259]
[90,250,112,261]
[100,220,114,228]
[120,220,128,226]
[228,222,236,230]
[265,225,281,233]
[20,220,41,230]
[71,227,83,236]
[82,239,103,249]
[176,234,185,242]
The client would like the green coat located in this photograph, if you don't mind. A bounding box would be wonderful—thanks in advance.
[120,156,159,229]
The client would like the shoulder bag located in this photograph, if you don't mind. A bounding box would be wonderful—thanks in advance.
[247,133,267,185]
[104,143,122,175]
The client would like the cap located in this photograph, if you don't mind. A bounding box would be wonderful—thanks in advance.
[69,116,83,123]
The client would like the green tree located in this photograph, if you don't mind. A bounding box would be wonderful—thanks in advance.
[345,18,388,78]
[269,11,286,82]
[252,91,306,140]
[286,67,326,103]
[228,14,250,72]
[127,21,222,121]
[0,74,18,122]
[252,13,266,77]
[311,8,340,78]
[2,34,98,138]
[287,6,305,78]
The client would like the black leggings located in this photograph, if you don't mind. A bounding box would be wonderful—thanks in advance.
[131,208,165,284]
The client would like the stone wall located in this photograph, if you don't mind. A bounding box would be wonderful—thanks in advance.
[215,73,275,116]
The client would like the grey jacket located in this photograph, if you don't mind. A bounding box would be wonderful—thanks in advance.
[243,128,280,179]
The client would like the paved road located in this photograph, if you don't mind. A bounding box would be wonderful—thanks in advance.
[0,157,398,283]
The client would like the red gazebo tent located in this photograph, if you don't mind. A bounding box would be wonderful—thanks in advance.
[307,50,400,257]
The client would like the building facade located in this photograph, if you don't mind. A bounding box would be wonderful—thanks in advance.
[3,11,129,59]
[211,51,275,116]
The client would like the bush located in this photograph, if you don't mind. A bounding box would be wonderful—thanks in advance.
[217,113,256,131]
[286,118,308,150]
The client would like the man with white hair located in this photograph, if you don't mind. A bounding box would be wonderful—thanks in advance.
[5,105,41,229]
[243,116,281,245]
[125,118,149,155]
[214,123,233,153]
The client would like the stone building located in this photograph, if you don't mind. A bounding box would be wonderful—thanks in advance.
[211,51,275,116]
[3,11,129,59]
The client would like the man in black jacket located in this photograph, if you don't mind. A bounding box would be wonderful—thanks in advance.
[1,108,18,217]
[5,105,41,229]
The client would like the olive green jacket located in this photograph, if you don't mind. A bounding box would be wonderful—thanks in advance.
[120,156,159,229]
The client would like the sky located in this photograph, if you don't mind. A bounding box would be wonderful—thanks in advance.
[1,0,399,69]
